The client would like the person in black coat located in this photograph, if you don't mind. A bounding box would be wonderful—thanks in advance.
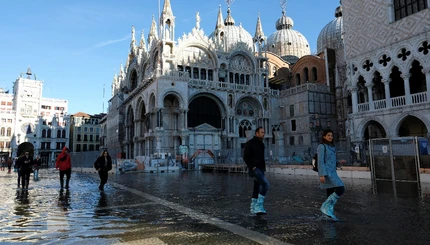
[94,150,113,192]
[243,127,270,215]
[19,152,33,190]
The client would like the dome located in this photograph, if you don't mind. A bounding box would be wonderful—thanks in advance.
[317,6,343,54]
[210,7,255,52]
[265,11,310,64]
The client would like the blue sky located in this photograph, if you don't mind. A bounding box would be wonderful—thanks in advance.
[0,0,340,115]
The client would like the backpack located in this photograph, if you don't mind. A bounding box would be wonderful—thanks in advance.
[312,144,326,172]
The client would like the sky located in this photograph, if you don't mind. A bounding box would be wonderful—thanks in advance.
[0,0,340,115]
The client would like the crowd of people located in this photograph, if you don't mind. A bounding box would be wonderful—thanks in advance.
[4,146,112,193]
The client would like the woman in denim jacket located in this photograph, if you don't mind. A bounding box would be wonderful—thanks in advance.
[317,129,346,221]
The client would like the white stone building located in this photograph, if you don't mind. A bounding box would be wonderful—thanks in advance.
[342,0,430,159]
[103,0,333,164]
[0,68,70,164]
[103,0,429,166]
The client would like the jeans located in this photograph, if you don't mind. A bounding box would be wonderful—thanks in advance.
[249,168,270,198]
[34,168,39,180]
[60,168,71,188]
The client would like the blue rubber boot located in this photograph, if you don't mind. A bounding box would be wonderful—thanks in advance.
[254,194,267,215]
[321,193,339,221]
[250,198,258,214]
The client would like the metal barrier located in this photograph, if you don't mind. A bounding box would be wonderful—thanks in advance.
[369,137,423,197]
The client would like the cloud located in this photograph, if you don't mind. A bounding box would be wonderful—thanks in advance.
[74,35,130,55]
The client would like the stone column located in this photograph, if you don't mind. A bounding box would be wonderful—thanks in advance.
[351,87,358,113]
[366,83,374,110]
[425,69,430,100]
[383,79,391,108]
[402,74,412,104]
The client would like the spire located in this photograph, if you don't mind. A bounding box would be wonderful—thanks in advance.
[139,29,146,50]
[162,0,173,17]
[215,5,224,30]
[224,7,235,26]
[26,66,32,79]
[254,13,265,44]
[131,25,136,45]
[148,15,158,46]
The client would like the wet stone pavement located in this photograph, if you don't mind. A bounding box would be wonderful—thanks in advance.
[1,169,430,245]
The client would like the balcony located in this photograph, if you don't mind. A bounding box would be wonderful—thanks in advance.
[355,91,428,113]
[188,79,279,96]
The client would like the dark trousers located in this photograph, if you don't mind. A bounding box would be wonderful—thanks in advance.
[17,169,22,187]
[60,168,71,188]
[21,171,31,188]
[326,186,345,197]
[98,171,109,189]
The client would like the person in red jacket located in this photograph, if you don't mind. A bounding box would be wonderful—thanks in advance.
[55,147,72,189]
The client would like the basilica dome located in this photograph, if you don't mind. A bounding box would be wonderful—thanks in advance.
[265,10,310,64]
[317,6,343,54]
[210,7,255,52]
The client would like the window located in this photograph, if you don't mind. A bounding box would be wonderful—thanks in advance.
[290,105,295,117]
[57,130,61,138]
[62,130,66,138]
[84,135,88,141]
[77,134,81,141]
[0,127,4,136]
[0,142,4,148]
[291,119,296,132]
[47,129,51,138]
[56,142,61,150]
[90,127,94,132]
[42,129,46,138]
[289,136,295,146]
[90,135,93,141]
[394,0,428,21]
[6,127,11,136]
[89,145,95,151]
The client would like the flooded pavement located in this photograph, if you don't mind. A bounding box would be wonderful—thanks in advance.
[0,169,429,244]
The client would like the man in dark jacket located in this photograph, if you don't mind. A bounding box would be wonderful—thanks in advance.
[243,127,270,215]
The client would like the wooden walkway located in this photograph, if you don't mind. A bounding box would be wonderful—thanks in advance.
[200,164,247,173]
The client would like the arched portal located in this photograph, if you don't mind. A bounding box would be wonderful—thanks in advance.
[188,97,221,128]
[398,116,428,137]
[363,120,386,140]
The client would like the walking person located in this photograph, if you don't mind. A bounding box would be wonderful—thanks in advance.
[317,129,346,221]
[15,154,24,188]
[19,152,33,190]
[94,150,113,192]
[7,157,12,174]
[33,155,42,181]
[55,147,72,190]
[243,127,270,215]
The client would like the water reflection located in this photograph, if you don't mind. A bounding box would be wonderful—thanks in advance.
[95,192,109,216]
[251,215,268,231]
[58,189,71,212]
[14,190,30,217]
[321,222,337,240]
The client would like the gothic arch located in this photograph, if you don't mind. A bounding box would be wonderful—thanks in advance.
[188,92,227,116]
[357,119,388,140]
[175,44,218,69]
[188,94,223,128]
[392,112,430,137]
[228,50,257,72]
[235,96,264,118]
[160,90,185,109]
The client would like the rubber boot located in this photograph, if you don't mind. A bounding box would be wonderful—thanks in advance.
[254,194,267,215]
[250,198,258,214]
[320,193,339,221]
